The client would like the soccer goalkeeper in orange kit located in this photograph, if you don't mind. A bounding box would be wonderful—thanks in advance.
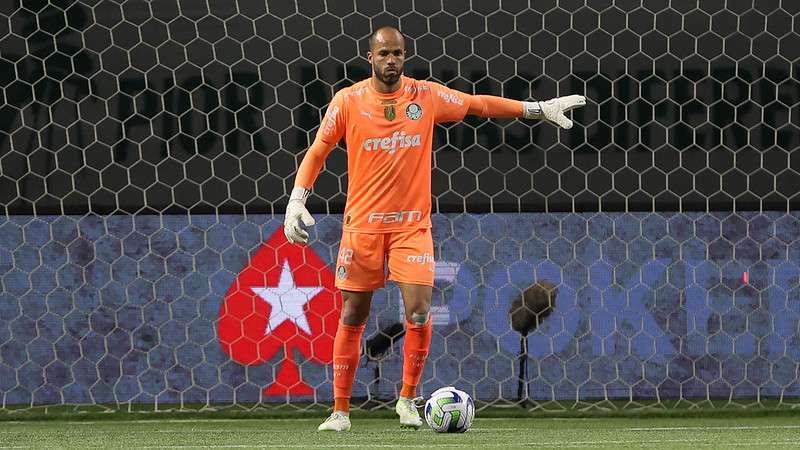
[283,26,585,432]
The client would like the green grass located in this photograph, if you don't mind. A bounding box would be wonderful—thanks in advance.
[3,398,800,422]
[1,416,799,449]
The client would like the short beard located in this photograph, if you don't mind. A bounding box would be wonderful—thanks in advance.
[374,64,401,85]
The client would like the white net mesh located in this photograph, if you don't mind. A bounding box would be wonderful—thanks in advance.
[1,0,799,414]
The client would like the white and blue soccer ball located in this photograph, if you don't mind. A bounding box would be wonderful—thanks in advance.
[424,386,475,433]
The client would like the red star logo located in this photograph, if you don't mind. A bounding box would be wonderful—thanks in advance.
[218,226,342,396]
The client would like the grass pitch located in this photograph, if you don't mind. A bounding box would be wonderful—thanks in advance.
[1,415,798,449]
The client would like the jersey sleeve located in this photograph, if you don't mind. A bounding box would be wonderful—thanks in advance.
[294,91,346,190]
[315,90,347,145]
[427,81,471,124]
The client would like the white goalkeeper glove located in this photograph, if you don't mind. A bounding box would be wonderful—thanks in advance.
[284,187,315,244]
[523,95,586,129]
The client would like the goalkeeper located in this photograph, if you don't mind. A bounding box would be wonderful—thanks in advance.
[284,26,585,432]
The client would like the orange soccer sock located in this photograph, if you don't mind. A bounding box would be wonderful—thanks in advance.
[400,318,432,399]
[332,321,366,413]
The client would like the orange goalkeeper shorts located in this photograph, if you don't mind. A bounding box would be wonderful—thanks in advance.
[334,227,435,291]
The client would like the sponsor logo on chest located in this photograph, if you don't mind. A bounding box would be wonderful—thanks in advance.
[362,131,422,154]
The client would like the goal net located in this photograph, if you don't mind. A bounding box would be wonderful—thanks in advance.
[1,0,798,414]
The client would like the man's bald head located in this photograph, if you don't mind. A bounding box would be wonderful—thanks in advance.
[367,26,406,91]
[368,26,405,52]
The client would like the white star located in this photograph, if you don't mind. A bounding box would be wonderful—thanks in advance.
[250,260,322,335]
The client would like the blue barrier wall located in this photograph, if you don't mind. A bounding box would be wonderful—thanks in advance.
[1,212,799,406]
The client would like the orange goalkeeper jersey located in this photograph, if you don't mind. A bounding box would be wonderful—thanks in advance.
[316,76,470,233]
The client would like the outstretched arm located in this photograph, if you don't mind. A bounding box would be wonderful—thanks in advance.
[429,81,585,128]
[467,94,586,129]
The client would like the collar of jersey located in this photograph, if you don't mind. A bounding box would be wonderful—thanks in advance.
[368,75,406,99]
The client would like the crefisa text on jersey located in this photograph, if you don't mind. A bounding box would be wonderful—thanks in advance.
[362,131,422,154]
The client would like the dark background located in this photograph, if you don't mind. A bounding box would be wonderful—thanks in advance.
[1,0,798,215]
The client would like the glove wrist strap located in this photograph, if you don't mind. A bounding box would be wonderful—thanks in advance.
[522,101,542,119]
[289,186,310,204]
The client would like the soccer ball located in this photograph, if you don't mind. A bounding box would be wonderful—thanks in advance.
[424,386,475,433]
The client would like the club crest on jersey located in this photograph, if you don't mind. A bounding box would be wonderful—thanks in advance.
[384,105,396,121]
[337,265,347,280]
[406,103,423,120]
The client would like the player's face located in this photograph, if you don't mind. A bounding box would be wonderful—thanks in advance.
[368,38,405,86]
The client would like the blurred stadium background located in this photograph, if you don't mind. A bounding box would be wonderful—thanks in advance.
[1,0,799,443]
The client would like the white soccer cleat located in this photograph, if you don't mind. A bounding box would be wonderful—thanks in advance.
[395,396,424,429]
[317,412,351,432]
